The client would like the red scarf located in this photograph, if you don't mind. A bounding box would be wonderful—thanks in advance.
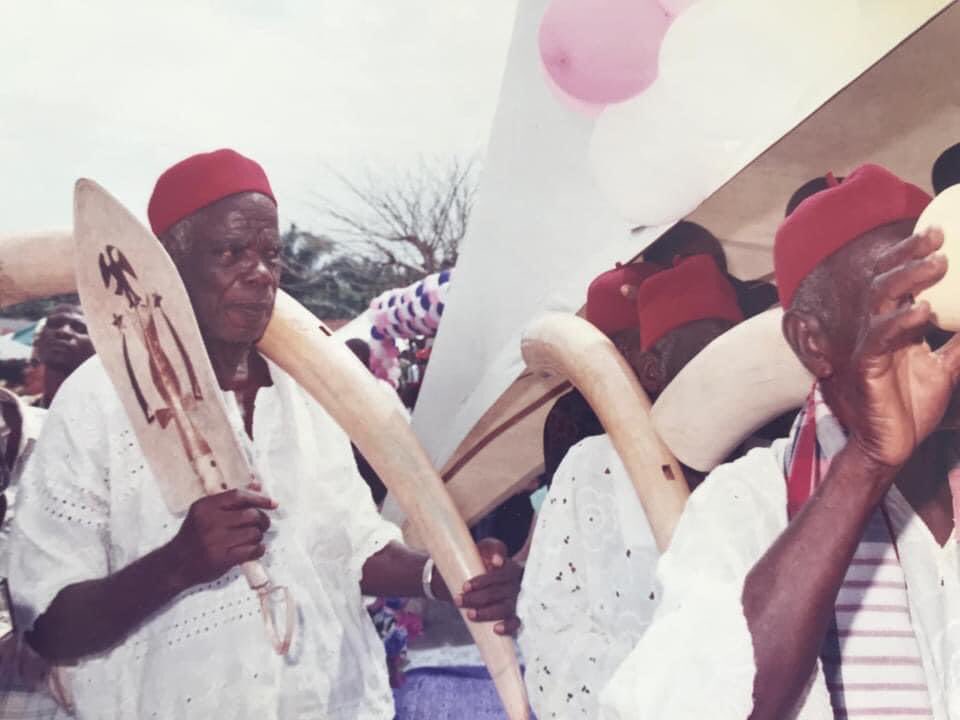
[784,389,932,718]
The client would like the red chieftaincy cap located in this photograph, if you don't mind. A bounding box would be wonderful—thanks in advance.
[774,163,931,307]
[636,254,743,351]
[585,261,663,336]
[147,148,276,237]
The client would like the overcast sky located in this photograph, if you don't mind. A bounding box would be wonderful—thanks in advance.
[0,0,518,234]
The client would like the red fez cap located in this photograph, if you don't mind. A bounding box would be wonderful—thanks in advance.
[586,262,663,336]
[636,254,743,351]
[774,164,930,307]
[147,149,276,236]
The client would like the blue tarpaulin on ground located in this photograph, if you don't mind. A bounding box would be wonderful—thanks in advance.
[393,666,532,720]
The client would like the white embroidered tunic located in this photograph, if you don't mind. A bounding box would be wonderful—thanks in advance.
[517,435,660,719]
[600,441,960,720]
[7,357,402,720]
[0,403,47,578]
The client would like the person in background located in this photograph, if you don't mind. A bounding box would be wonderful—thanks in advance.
[471,259,651,558]
[541,262,662,490]
[498,222,778,566]
[346,337,408,418]
[345,337,397,506]
[600,164,957,719]
[0,361,27,393]
[31,305,94,409]
[0,304,93,719]
[518,254,745,719]
[0,386,59,720]
[643,220,779,318]
[346,337,372,367]
[7,149,522,719]
[0,303,93,560]
[542,221,779,495]
[0,304,93,556]
[932,142,960,195]
[785,173,847,217]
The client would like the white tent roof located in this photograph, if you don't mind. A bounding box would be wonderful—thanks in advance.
[0,334,32,360]
[692,4,960,279]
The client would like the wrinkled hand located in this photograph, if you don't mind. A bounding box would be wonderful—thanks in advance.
[832,228,960,468]
[163,482,276,591]
[447,538,523,636]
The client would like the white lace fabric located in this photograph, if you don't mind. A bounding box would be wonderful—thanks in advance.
[7,357,402,720]
[517,435,661,720]
[0,403,47,580]
[598,441,960,720]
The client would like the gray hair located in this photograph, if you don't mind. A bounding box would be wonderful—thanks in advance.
[789,261,839,334]
[159,215,194,263]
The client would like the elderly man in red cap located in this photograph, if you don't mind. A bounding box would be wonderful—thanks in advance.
[541,224,780,492]
[519,254,745,719]
[6,149,523,720]
[539,261,664,490]
[600,164,960,719]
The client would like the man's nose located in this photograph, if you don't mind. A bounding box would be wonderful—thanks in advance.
[243,258,277,288]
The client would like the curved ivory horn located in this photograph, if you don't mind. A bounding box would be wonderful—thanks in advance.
[0,233,530,720]
[260,292,529,719]
[0,231,75,307]
[915,184,960,331]
[521,312,688,552]
[651,307,812,473]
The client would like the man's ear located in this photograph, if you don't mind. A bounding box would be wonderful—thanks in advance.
[782,309,835,380]
[636,351,666,397]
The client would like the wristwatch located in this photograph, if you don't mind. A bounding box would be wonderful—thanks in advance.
[0,578,14,642]
[421,557,437,600]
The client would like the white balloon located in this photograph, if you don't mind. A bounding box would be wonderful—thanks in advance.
[658,0,855,137]
[916,185,960,331]
[589,0,862,226]
[847,0,939,68]
[588,84,731,226]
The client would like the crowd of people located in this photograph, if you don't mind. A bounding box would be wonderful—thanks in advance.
[513,151,960,720]
[1,142,960,719]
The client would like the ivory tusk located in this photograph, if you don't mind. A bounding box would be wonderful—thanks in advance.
[521,312,688,553]
[0,231,530,719]
[915,184,960,331]
[0,231,76,308]
[260,292,530,720]
[651,307,812,472]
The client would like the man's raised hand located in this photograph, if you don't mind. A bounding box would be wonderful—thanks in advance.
[833,228,960,468]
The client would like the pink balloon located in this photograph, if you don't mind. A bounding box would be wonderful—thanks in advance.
[541,64,606,117]
[539,0,671,105]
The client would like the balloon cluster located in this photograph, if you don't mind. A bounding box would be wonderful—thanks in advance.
[537,0,701,225]
[540,0,847,228]
[367,270,453,385]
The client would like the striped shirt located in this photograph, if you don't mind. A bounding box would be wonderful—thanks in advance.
[600,441,960,719]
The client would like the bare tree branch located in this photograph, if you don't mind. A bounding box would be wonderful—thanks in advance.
[312,156,478,281]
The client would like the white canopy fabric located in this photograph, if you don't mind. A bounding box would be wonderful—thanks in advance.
[0,334,32,361]
[691,3,960,280]
[402,0,957,527]
[331,311,373,344]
